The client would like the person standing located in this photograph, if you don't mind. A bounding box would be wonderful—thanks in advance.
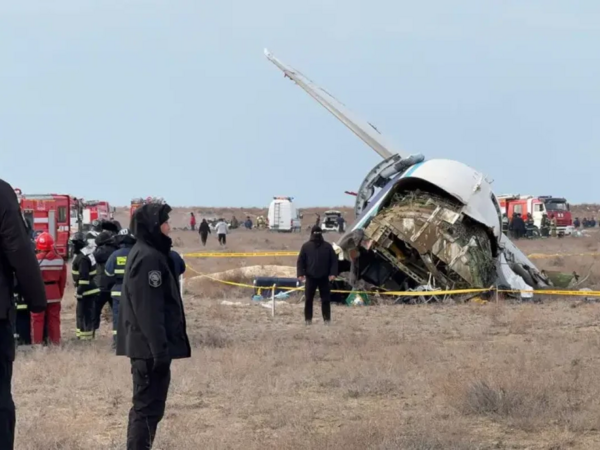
[0,178,47,449]
[189,212,196,231]
[214,219,228,247]
[31,232,66,345]
[117,203,191,450]
[296,226,338,325]
[198,219,210,246]
[105,228,137,349]
[92,230,119,336]
[70,232,99,340]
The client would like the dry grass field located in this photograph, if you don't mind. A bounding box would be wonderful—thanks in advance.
[12,207,600,450]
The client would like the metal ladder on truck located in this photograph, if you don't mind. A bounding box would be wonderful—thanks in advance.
[273,202,281,230]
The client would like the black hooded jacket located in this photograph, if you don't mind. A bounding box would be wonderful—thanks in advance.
[93,231,119,292]
[297,230,339,279]
[0,179,47,326]
[198,220,211,235]
[116,203,191,360]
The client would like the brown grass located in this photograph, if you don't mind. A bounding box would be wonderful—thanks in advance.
[12,226,600,449]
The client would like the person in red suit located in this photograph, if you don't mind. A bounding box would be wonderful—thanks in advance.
[31,232,66,345]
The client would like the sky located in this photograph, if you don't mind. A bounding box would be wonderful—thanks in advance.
[1,0,598,207]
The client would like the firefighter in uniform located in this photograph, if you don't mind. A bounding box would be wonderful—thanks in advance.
[70,232,99,340]
[31,232,66,345]
[105,228,137,349]
[93,230,119,334]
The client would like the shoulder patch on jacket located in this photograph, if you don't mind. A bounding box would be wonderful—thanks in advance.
[148,270,162,287]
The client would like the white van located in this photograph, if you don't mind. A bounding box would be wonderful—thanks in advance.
[268,197,298,232]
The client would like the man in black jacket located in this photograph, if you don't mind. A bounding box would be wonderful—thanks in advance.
[92,230,119,334]
[0,179,47,449]
[297,226,338,325]
[117,202,191,450]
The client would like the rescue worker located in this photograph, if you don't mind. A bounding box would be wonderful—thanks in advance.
[117,202,190,450]
[550,214,558,237]
[70,232,99,340]
[32,232,66,345]
[510,213,526,239]
[336,215,345,233]
[189,212,196,231]
[540,213,550,237]
[0,178,47,449]
[244,217,253,230]
[215,219,228,246]
[105,228,137,348]
[93,230,119,334]
[230,216,239,229]
[198,219,211,246]
[574,217,581,229]
[296,226,338,325]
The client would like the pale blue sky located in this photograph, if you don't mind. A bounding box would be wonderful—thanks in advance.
[1,1,598,207]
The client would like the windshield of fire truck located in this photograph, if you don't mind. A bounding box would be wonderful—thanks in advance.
[545,202,568,211]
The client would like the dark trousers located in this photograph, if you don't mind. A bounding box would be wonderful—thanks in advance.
[14,309,30,345]
[93,291,113,331]
[0,320,15,450]
[127,358,171,450]
[304,277,331,322]
[112,296,120,348]
[190,224,195,231]
[200,232,208,246]
[76,295,96,340]
[218,234,226,245]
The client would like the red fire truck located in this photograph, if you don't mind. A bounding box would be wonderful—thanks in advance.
[497,194,573,234]
[15,189,80,259]
[130,197,165,218]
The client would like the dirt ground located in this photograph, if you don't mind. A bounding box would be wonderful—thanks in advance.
[12,210,600,450]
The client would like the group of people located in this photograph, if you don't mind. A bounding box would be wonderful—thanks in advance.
[574,217,597,228]
[192,214,230,247]
[503,212,560,239]
[1,177,191,449]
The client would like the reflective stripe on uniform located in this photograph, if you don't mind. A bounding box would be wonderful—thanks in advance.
[89,270,97,276]
[78,331,94,340]
[111,291,122,297]
[115,269,125,274]
[105,270,114,277]
[82,288,100,296]
[39,259,65,267]
[47,299,62,303]
[17,304,27,310]
[78,280,90,285]
[72,270,79,275]
[112,330,117,335]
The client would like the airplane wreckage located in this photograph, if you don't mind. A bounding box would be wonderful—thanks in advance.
[264,49,554,300]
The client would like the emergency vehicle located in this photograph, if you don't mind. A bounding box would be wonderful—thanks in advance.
[497,195,572,233]
[15,189,79,259]
[268,196,299,232]
[130,197,165,218]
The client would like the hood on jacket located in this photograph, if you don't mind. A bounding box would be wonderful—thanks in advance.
[95,230,116,247]
[131,203,172,254]
[310,226,324,247]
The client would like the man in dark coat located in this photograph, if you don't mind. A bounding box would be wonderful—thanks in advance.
[198,219,210,246]
[0,179,47,449]
[116,203,191,450]
[297,226,338,325]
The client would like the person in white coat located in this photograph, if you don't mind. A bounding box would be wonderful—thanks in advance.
[214,219,228,246]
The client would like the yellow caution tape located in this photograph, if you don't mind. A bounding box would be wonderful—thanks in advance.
[528,251,600,259]
[183,250,600,260]
[185,264,600,297]
[184,251,299,258]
